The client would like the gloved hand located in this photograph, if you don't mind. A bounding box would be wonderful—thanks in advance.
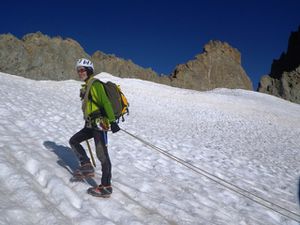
[110,121,120,133]
[100,121,109,131]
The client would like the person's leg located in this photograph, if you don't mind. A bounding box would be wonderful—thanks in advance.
[93,130,111,186]
[87,130,112,197]
[69,127,94,164]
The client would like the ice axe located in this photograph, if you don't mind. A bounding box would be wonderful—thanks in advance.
[86,140,96,167]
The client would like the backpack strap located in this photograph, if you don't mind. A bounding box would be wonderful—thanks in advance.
[82,77,98,121]
[87,79,108,118]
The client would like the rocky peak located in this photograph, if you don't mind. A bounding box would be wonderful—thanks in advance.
[202,40,241,64]
[270,26,300,79]
[0,33,18,42]
[169,40,252,91]
[22,31,50,42]
[258,26,300,104]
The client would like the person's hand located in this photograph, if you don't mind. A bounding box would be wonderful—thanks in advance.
[100,121,109,131]
[110,122,120,133]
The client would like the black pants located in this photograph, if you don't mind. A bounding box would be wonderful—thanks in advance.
[69,127,111,186]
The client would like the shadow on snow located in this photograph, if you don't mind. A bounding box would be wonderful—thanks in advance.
[43,141,97,187]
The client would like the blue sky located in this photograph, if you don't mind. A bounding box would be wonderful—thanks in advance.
[1,0,299,89]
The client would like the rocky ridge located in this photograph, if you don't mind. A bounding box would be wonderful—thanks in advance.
[0,32,252,91]
[0,32,89,80]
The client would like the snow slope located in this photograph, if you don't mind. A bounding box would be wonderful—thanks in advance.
[0,72,299,225]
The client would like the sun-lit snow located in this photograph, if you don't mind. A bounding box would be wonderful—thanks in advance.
[0,72,299,225]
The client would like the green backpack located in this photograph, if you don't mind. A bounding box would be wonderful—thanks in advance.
[88,78,129,122]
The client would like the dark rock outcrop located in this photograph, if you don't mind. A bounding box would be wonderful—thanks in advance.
[258,26,300,103]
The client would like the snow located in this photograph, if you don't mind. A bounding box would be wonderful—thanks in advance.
[0,71,299,225]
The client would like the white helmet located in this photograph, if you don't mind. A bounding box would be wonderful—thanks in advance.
[76,58,94,71]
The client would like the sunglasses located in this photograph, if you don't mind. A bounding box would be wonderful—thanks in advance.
[77,68,87,73]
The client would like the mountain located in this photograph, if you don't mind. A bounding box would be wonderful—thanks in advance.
[0,71,299,225]
[0,32,252,91]
[258,26,300,103]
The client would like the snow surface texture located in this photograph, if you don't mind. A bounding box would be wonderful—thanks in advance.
[0,72,299,225]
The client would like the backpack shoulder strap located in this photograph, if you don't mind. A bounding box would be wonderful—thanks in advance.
[82,78,98,119]
[87,79,103,106]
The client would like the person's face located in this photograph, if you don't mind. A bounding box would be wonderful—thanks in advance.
[77,67,88,81]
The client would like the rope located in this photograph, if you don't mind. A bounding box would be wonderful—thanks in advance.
[121,128,300,223]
